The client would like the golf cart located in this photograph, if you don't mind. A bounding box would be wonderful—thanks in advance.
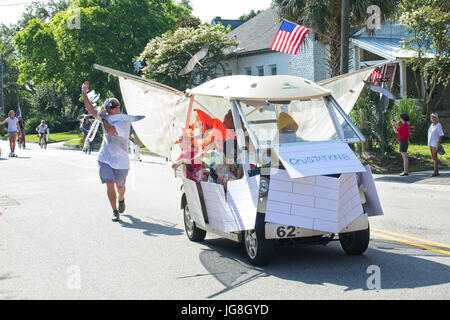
[95,65,384,266]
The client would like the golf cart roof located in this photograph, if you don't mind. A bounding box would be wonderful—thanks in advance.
[187,75,331,101]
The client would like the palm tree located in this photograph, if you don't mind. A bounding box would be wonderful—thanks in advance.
[273,0,398,76]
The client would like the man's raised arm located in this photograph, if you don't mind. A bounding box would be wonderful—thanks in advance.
[81,81,98,118]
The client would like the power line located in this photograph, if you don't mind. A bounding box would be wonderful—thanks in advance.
[0,1,46,7]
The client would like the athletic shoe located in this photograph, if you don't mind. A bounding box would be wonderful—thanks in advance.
[112,210,120,222]
[118,199,125,214]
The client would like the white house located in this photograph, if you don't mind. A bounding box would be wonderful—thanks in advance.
[220,7,329,82]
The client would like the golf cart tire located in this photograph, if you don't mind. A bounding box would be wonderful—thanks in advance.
[243,213,275,266]
[183,204,206,242]
[339,225,370,255]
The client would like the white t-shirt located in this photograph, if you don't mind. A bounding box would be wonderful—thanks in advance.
[6,117,18,132]
[428,122,444,148]
[37,124,48,134]
[98,118,131,170]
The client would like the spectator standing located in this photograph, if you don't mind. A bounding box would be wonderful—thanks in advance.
[428,112,445,177]
[392,112,410,176]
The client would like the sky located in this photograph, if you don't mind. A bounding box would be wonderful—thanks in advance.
[0,0,273,26]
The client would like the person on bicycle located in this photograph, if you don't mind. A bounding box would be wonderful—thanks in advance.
[0,110,20,157]
[17,115,26,149]
[36,120,49,148]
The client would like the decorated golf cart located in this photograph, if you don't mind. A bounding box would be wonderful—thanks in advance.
[95,64,384,266]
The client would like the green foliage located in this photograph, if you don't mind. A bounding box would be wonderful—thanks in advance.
[239,9,263,21]
[351,90,386,151]
[26,110,79,134]
[138,23,239,91]
[387,97,428,144]
[351,92,429,153]
[0,33,21,116]
[398,0,450,115]
[13,0,190,119]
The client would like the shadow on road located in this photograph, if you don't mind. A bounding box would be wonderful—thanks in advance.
[118,214,184,237]
[195,237,450,298]
[374,171,450,184]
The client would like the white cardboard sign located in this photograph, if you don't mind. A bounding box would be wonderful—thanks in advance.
[265,168,364,233]
[274,142,367,179]
[200,176,259,233]
[359,165,384,216]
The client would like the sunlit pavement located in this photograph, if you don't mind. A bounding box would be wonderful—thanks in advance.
[0,140,449,300]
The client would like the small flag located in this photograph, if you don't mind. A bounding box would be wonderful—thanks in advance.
[371,65,386,86]
[271,20,310,55]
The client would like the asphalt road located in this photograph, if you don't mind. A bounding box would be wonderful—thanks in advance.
[0,140,449,300]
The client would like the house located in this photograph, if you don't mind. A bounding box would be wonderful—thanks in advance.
[219,7,329,82]
[219,9,449,131]
[351,21,450,130]
[211,16,245,31]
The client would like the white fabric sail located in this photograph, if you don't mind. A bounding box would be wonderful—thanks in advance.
[119,77,189,159]
[318,66,376,114]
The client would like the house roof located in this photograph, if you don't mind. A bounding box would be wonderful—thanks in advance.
[352,37,435,60]
[211,17,246,30]
[351,23,436,60]
[227,7,281,55]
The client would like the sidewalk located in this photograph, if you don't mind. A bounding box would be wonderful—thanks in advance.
[373,169,450,191]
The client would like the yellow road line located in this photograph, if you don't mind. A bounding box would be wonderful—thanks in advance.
[372,228,450,250]
[371,232,450,256]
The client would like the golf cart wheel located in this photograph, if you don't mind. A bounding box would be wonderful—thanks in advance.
[339,225,370,255]
[183,204,206,242]
[243,214,274,266]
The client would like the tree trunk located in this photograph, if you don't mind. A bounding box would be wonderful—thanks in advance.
[328,25,341,77]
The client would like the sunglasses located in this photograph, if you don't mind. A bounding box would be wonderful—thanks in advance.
[103,99,119,109]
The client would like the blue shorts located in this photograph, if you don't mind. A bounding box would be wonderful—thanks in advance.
[8,130,18,136]
[98,161,129,186]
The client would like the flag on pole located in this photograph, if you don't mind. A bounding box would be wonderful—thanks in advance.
[270,20,310,55]
[17,104,22,117]
[371,64,386,86]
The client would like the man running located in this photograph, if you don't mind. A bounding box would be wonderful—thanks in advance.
[82,81,131,221]
[0,110,20,157]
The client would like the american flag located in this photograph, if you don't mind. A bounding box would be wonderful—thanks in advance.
[271,20,310,55]
[371,65,386,86]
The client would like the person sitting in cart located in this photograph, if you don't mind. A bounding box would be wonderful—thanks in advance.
[172,129,203,182]
[276,112,299,144]
[201,128,239,185]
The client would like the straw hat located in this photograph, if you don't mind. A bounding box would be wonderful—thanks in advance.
[277,112,299,132]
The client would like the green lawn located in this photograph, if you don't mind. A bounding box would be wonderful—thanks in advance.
[359,139,450,173]
[26,131,82,143]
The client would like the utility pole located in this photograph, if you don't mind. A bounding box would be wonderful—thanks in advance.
[340,0,350,75]
[0,53,4,117]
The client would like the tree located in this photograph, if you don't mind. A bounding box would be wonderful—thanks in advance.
[16,0,71,30]
[239,9,263,21]
[273,0,397,77]
[0,25,28,118]
[14,0,190,118]
[178,0,193,11]
[398,0,450,116]
[138,24,239,91]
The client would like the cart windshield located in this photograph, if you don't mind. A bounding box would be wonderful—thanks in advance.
[237,97,364,148]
